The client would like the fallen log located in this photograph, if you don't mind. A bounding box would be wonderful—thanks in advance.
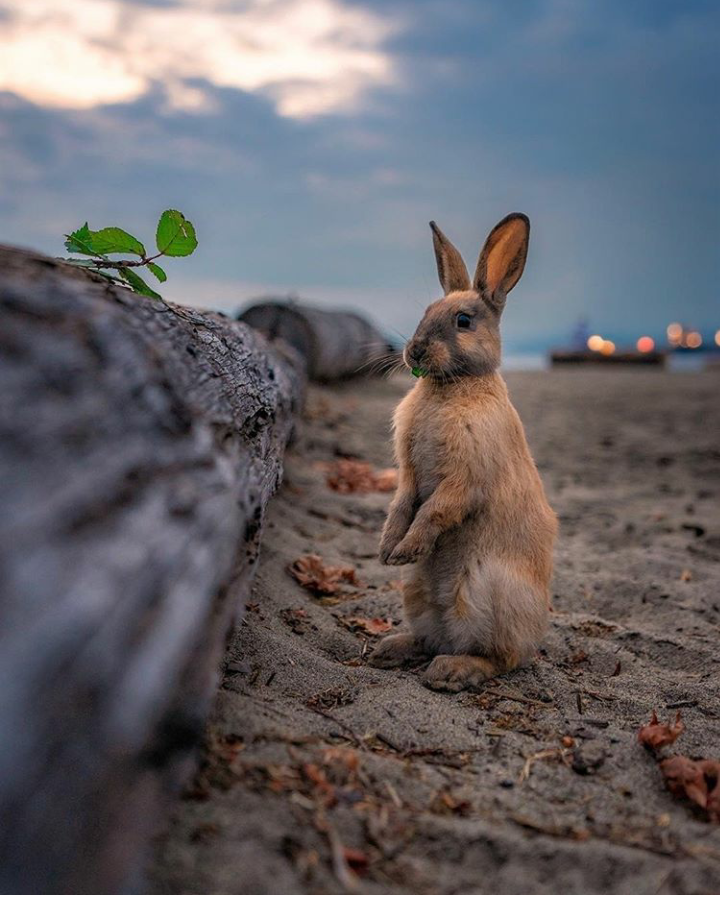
[239,299,394,381]
[0,246,304,893]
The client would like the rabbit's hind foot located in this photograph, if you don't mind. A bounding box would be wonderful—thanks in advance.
[368,633,429,669]
[422,654,498,692]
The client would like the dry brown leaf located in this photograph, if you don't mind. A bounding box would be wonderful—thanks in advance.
[342,615,393,636]
[430,791,472,816]
[324,459,398,494]
[704,760,720,823]
[342,846,369,876]
[637,710,685,750]
[322,747,360,773]
[660,755,720,822]
[289,554,359,596]
[280,606,316,635]
[301,762,337,807]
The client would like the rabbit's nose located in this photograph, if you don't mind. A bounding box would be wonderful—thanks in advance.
[406,339,426,364]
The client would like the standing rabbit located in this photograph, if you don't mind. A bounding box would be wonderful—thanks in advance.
[369,213,557,691]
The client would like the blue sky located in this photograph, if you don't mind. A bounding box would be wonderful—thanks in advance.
[0,0,718,351]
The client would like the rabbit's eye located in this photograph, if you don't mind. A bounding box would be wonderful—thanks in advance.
[456,313,472,330]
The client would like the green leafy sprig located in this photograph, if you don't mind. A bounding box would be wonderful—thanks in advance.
[62,209,198,298]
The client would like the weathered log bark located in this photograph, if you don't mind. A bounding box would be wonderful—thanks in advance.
[239,299,393,381]
[0,246,304,893]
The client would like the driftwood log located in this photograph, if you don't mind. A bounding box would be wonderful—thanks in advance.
[0,247,304,893]
[239,299,393,381]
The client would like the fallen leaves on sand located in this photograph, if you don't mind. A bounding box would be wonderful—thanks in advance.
[306,686,358,711]
[566,649,590,668]
[430,791,472,817]
[290,554,360,596]
[340,615,393,636]
[322,459,398,494]
[571,618,617,638]
[342,846,369,876]
[660,756,720,823]
[637,711,720,824]
[280,606,316,635]
[243,747,363,814]
[637,710,685,750]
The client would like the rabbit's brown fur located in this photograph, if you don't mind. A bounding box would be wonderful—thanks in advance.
[370,214,557,691]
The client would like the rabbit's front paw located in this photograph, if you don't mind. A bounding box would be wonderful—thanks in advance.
[379,505,414,563]
[378,531,402,565]
[385,531,431,565]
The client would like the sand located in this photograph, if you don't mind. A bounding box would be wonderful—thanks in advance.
[149,368,720,894]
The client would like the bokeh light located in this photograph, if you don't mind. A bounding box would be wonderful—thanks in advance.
[599,340,616,355]
[686,331,702,349]
[587,335,604,351]
[636,336,654,353]
[667,323,683,344]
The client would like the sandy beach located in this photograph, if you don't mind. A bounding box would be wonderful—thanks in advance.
[149,368,720,894]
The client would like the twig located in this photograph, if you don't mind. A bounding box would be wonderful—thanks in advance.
[383,780,403,808]
[519,748,570,783]
[484,687,552,707]
[326,823,361,893]
[307,706,363,746]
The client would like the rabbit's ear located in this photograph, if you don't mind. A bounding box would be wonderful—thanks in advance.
[430,221,471,294]
[474,213,530,306]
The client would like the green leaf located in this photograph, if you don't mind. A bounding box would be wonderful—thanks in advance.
[64,222,145,258]
[64,223,101,257]
[84,226,146,257]
[118,267,162,299]
[156,209,198,257]
[147,261,167,282]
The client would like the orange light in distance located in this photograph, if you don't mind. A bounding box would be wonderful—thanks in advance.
[686,331,702,349]
[600,340,616,355]
[667,322,682,344]
[636,336,655,353]
[715,329,720,347]
[587,335,604,352]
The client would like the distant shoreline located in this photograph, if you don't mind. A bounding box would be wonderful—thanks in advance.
[502,351,715,372]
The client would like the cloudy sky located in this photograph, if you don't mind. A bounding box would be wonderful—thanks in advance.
[1,0,718,351]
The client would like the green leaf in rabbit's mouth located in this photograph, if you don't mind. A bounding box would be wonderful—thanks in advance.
[411,366,428,378]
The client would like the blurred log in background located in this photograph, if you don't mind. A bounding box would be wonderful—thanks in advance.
[239,298,394,381]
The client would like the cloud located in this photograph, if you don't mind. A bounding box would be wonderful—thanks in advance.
[0,0,398,117]
[0,0,717,348]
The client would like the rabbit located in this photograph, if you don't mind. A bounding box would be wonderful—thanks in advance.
[369,213,557,692]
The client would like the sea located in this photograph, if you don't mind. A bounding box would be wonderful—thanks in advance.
[501,352,715,372]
